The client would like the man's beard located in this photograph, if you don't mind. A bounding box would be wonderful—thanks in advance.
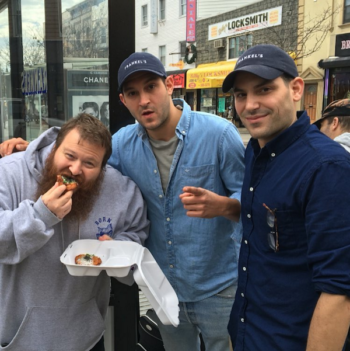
[35,149,105,221]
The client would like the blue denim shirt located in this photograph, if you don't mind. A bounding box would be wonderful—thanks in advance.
[229,111,350,350]
[109,100,245,302]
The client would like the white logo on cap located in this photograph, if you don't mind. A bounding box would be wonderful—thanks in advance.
[237,54,264,65]
[124,60,147,70]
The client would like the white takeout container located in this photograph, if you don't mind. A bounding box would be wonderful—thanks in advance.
[60,239,179,326]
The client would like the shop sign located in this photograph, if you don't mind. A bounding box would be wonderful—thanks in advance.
[21,67,47,95]
[208,6,282,41]
[186,0,196,42]
[150,0,158,34]
[169,73,185,88]
[186,64,235,89]
[67,70,109,89]
[335,33,350,57]
[169,61,184,70]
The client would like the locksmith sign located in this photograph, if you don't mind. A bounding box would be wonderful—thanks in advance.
[208,6,282,41]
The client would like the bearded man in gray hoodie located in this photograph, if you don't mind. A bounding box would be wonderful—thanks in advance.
[0,113,149,351]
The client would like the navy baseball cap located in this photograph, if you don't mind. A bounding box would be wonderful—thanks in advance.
[118,52,167,91]
[222,44,299,93]
[314,99,350,128]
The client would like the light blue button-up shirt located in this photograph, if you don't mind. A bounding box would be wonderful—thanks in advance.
[109,100,245,302]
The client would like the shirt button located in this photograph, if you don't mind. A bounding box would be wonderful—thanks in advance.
[159,194,163,198]
[154,169,157,173]
[167,218,171,222]
[168,241,172,245]
[170,265,174,268]
[249,187,253,192]
[247,214,251,218]
[241,292,244,297]
[244,240,248,244]
[241,318,244,323]
[271,153,276,157]
[182,130,186,134]
[243,267,247,271]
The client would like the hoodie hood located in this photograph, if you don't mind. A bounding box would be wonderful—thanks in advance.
[334,132,350,153]
[25,127,59,183]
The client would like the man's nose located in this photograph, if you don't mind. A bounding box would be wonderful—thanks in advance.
[245,94,259,111]
[139,92,150,107]
[69,161,82,176]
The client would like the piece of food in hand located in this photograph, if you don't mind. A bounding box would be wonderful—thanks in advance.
[56,175,79,191]
[75,254,102,266]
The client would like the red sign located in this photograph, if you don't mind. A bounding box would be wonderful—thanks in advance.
[186,0,196,43]
[169,73,185,88]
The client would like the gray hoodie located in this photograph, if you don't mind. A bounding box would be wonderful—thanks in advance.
[0,127,149,351]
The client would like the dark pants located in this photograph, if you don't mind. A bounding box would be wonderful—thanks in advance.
[90,336,105,351]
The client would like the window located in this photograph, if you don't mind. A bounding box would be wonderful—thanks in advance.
[228,35,253,59]
[344,0,350,23]
[142,5,148,26]
[180,41,187,56]
[142,48,148,52]
[159,45,166,66]
[159,0,165,21]
[180,0,186,17]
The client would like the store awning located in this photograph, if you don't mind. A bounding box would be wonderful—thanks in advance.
[186,61,236,89]
[318,57,350,69]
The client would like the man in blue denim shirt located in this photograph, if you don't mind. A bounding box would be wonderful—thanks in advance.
[109,52,245,351]
[222,44,350,350]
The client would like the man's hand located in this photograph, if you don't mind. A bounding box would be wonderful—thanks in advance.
[41,183,73,219]
[179,186,241,221]
[0,137,29,157]
[98,235,113,241]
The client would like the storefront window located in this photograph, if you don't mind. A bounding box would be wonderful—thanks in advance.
[200,89,216,114]
[0,0,109,143]
[330,71,350,102]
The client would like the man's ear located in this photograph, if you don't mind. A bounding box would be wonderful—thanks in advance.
[119,93,126,105]
[165,76,175,95]
[290,77,304,102]
[332,117,340,130]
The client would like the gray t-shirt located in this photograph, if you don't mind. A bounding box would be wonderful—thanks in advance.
[149,135,179,193]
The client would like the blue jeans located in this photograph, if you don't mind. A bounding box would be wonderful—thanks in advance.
[152,284,236,351]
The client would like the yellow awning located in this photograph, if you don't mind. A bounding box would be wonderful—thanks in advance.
[186,61,236,89]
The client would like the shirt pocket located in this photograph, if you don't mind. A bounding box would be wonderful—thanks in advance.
[180,164,215,191]
[275,210,304,251]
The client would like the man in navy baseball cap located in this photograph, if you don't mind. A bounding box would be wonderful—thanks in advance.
[118,52,167,92]
[226,43,350,351]
[222,44,298,92]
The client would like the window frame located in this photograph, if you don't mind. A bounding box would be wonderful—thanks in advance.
[159,45,166,66]
[141,4,148,27]
[180,0,186,17]
[228,34,253,60]
[159,0,166,21]
[344,0,350,24]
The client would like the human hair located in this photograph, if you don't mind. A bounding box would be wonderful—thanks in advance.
[324,115,350,132]
[280,73,295,86]
[55,113,112,168]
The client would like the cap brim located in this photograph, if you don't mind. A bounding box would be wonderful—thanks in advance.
[222,65,285,93]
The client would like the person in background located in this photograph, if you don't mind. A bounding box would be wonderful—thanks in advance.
[110,52,245,351]
[0,114,149,351]
[222,44,350,351]
[315,98,350,152]
[314,98,350,351]
[0,52,245,351]
[100,102,110,127]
